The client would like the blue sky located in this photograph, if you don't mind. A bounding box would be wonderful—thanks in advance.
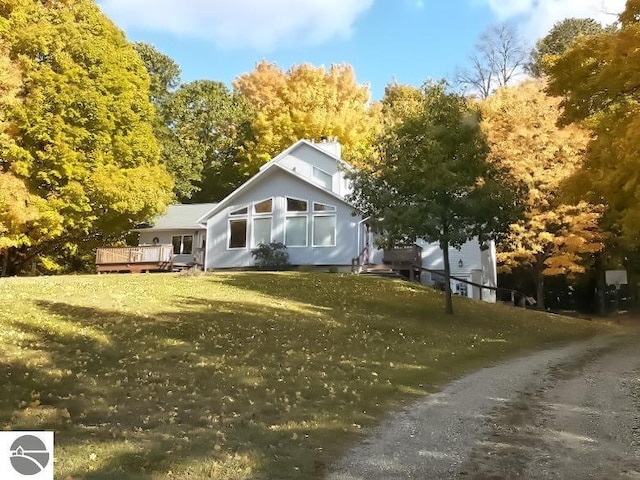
[97,0,625,100]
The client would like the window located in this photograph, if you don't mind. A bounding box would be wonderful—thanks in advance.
[182,235,193,254]
[285,216,307,247]
[312,166,333,189]
[313,202,336,212]
[230,206,248,216]
[254,199,273,214]
[171,235,193,254]
[253,217,272,246]
[172,236,181,254]
[313,215,336,247]
[229,219,247,249]
[286,197,307,212]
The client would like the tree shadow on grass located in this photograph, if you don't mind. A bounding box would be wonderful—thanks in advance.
[2,296,440,479]
[216,272,490,337]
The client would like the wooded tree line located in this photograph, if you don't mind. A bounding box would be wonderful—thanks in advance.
[1,0,638,315]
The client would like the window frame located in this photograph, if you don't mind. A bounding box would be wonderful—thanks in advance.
[171,235,182,255]
[229,206,249,216]
[253,198,274,214]
[171,234,194,254]
[285,196,308,213]
[312,166,333,190]
[313,202,336,212]
[284,215,308,247]
[252,216,273,248]
[182,234,193,254]
[312,214,337,247]
[227,218,248,250]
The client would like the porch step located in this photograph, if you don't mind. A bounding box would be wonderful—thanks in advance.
[359,264,404,278]
[171,262,203,272]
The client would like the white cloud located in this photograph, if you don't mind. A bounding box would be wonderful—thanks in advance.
[98,0,374,51]
[482,0,626,41]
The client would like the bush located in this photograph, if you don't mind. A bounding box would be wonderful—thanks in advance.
[251,242,289,270]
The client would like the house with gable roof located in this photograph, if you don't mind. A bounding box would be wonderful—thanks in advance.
[99,138,497,302]
[196,138,361,269]
[134,203,216,266]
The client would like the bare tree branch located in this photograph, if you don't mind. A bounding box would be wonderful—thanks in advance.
[456,23,527,98]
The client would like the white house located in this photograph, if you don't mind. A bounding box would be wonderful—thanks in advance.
[134,139,497,302]
[135,203,215,266]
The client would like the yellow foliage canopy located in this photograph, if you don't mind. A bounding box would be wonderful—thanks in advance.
[481,80,604,278]
[0,0,173,273]
[0,48,62,254]
[0,172,63,252]
[234,61,381,170]
[546,0,640,244]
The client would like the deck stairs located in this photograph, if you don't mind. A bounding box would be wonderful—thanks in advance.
[358,263,404,279]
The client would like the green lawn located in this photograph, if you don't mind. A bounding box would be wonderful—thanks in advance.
[0,272,618,479]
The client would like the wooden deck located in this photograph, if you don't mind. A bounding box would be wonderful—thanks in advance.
[382,245,423,280]
[95,245,175,273]
[383,245,422,267]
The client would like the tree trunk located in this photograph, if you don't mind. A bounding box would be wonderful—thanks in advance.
[534,255,546,310]
[1,252,7,278]
[442,240,454,315]
[594,254,606,315]
[536,275,545,311]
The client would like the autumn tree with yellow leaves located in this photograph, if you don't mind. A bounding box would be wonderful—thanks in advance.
[0,0,173,275]
[234,61,381,170]
[545,0,640,249]
[481,80,604,309]
[0,46,63,275]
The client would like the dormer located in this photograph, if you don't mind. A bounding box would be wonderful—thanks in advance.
[260,138,353,198]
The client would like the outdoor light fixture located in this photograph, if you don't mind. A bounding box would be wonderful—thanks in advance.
[458,259,464,268]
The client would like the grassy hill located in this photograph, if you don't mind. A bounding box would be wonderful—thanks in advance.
[0,272,617,479]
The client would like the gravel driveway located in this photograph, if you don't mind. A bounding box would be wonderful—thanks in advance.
[327,335,640,480]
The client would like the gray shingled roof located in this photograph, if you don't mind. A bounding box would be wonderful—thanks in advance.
[135,203,217,231]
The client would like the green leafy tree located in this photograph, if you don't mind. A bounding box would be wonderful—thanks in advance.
[165,80,255,202]
[0,0,173,274]
[350,82,521,314]
[133,42,181,106]
[133,42,202,201]
[134,42,254,201]
[528,18,608,77]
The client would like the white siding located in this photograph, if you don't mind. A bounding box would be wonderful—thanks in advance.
[274,143,352,197]
[416,238,496,303]
[313,140,341,158]
[138,230,205,264]
[419,238,484,277]
[205,168,361,269]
